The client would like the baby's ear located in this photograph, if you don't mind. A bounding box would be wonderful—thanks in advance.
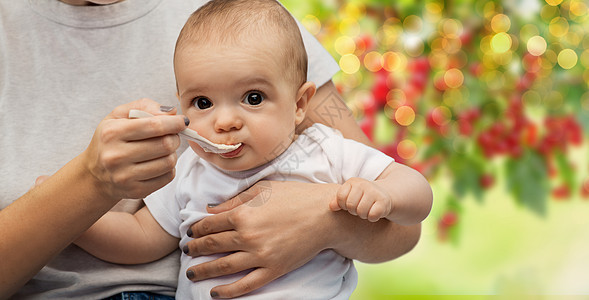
[294,81,316,125]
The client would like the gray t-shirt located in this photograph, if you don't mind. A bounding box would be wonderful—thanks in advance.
[0,0,339,298]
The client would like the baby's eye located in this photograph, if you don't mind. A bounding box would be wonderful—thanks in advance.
[193,97,212,110]
[243,92,264,106]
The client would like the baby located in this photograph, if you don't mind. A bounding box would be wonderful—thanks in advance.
[75,0,432,299]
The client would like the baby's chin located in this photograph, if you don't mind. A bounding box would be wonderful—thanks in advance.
[190,147,259,172]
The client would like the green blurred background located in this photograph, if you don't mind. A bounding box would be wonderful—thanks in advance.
[282,0,589,298]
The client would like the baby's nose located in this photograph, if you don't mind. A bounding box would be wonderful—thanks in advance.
[214,107,243,132]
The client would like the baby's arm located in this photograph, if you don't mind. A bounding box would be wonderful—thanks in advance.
[74,206,179,264]
[330,162,433,225]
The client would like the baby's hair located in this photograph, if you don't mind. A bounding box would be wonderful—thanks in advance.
[175,0,308,87]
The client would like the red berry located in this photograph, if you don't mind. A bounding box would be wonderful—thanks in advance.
[440,211,458,227]
[552,185,570,200]
[479,174,495,189]
[458,119,473,136]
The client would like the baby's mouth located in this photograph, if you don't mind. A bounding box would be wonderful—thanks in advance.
[219,143,244,158]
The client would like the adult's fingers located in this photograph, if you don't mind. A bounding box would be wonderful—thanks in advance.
[185,251,252,282]
[103,115,187,143]
[184,231,241,256]
[101,133,181,165]
[187,211,236,238]
[207,181,272,214]
[120,168,177,200]
[127,152,178,182]
[209,268,277,299]
[109,98,178,119]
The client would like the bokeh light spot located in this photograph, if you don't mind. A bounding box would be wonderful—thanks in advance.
[491,32,512,53]
[429,50,449,69]
[570,0,588,16]
[395,106,416,126]
[545,90,564,110]
[301,15,321,36]
[491,14,511,33]
[441,18,462,39]
[444,68,465,89]
[343,2,365,19]
[383,52,406,72]
[520,24,540,41]
[339,54,361,74]
[397,139,417,160]
[523,90,542,107]
[549,17,569,37]
[386,89,406,107]
[546,0,563,6]
[527,35,547,56]
[442,37,462,54]
[364,51,383,72]
[339,17,361,36]
[541,4,559,21]
[581,49,589,68]
[425,2,443,15]
[403,15,423,32]
[404,34,425,57]
[334,36,356,55]
[443,88,465,107]
[557,48,578,69]
[581,91,589,111]
[432,106,452,126]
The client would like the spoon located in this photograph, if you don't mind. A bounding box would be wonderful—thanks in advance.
[128,109,241,154]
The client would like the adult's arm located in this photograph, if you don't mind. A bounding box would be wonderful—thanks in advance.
[0,99,187,298]
[299,80,372,146]
[182,82,426,298]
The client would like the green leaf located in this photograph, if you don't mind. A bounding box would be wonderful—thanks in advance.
[504,151,549,216]
[448,154,485,201]
[444,196,462,246]
[554,151,576,191]
[374,111,396,145]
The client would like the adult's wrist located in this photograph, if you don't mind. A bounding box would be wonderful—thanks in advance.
[307,183,356,252]
[75,150,121,206]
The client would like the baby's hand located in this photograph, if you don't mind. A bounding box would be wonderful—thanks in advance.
[329,178,392,222]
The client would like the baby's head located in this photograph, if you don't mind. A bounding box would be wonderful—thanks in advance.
[174,0,316,171]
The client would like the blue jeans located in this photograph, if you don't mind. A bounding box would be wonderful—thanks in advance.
[102,291,175,300]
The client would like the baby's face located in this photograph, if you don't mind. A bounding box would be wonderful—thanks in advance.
[175,41,304,171]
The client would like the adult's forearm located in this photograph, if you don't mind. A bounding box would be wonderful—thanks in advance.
[0,156,118,298]
[301,81,373,147]
[0,100,186,298]
[326,197,422,263]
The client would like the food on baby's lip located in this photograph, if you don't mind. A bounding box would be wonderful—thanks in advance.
[128,109,241,154]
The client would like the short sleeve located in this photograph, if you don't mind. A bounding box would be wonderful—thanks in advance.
[143,149,196,238]
[305,124,394,182]
[337,137,395,181]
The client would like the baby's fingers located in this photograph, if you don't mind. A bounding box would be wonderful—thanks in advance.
[343,185,364,216]
[335,182,352,211]
[355,197,376,220]
[367,201,389,222]
[328,198,342,211]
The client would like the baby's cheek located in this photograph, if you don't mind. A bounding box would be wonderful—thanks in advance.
[189,141,208,157]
